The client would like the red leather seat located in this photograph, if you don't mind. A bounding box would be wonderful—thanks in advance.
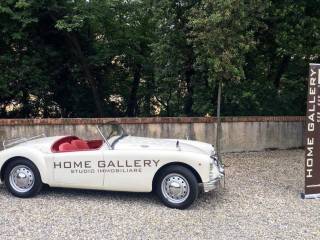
[59,142,78,151]
[71,140,90,150]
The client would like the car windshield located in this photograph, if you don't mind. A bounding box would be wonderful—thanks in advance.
[96,122,127,147]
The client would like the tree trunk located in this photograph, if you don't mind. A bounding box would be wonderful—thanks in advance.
[273,55,290,89]
[183,40,195,116]
[127,64,142,117]
[144,75,153,116]
[47,13,104,116]
[184,57,195,116]
[20,88,31,118]
[65,33,104,117]
[211,81,219,109]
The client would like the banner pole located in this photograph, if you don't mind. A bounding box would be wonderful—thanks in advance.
[216,80,222,161]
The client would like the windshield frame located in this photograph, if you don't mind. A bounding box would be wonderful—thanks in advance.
[96,121,127,149]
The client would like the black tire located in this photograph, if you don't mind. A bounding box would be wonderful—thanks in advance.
[4,158,43,198]
[156,165,199,209]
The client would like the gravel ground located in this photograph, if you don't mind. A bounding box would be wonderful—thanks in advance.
[0,149,319,240]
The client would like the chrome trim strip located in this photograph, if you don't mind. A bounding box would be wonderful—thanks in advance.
[2,133,46,149]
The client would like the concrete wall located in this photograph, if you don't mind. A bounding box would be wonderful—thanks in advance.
[0,116,305,152]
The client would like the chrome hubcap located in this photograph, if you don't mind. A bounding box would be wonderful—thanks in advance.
[9,165,34,193]
[161,173,190,204]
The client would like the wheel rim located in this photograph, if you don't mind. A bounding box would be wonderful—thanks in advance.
[9,165,35,193]
[161,173,190,204]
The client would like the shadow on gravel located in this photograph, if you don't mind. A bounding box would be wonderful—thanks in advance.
[39,185,225,210]
[0,180,226,210]
[0,185,227,210]
[42,185,153,199]
[41,185,163,205]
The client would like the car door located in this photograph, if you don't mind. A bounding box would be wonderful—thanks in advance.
[101,149,160,192]
[52,150,104,189]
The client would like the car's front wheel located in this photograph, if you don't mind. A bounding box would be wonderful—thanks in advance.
[4,158,43,198]
[156,165,199,209]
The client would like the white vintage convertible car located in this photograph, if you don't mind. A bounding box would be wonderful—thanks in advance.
[0,122,224,209]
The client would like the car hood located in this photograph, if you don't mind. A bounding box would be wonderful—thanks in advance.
[113,136,214,155]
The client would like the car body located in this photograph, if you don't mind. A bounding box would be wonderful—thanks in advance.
[0,122,224,209]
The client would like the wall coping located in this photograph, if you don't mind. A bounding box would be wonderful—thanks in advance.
[0,116,305,126]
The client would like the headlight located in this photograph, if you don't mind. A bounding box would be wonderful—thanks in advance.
[210,147,216,157]
[210,154,224,175]
[210,154,218,165]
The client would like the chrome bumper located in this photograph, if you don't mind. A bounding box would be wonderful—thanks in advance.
[203,153,225,192]
[201,175,223,192]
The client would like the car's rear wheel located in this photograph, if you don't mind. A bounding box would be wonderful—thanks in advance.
[4,158,42,198]
[156,165,199,209]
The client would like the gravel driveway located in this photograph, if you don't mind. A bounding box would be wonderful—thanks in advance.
[0,150,319,240]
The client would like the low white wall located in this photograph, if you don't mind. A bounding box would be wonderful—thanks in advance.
[0,117,305,152]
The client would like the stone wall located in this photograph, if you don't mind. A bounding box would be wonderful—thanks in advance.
[0,116,305,152]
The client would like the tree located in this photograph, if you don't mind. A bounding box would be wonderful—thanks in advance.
[151,0,198,116]
[0,0,319,118]
[188,0,265,154]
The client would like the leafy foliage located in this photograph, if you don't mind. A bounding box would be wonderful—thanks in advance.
[0,0,319,118]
